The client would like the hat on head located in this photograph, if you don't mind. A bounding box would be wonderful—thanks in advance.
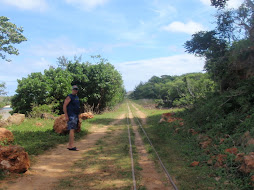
[72,85,79,90]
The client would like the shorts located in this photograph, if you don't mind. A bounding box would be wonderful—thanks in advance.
[67,115,79,130]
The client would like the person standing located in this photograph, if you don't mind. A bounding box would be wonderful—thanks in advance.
[63,85,80,151]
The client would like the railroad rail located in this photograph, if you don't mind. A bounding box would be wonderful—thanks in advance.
[126,105,137,190]
[128,102,178,190]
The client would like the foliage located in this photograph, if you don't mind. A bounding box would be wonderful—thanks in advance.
[132,101,253,189]
[0,95,11,108]
[185,0,254,90]
[11,56,125,114]
[211,0,229,8]
[182,77,254,136]
[29,104,55,118]
[0,16,27,62]
[0,82,6,95]
[130,73,216,107]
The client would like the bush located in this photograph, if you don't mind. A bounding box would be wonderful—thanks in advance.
[29,104,55,118]
[11,56,125,114]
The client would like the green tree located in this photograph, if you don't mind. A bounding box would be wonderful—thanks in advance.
[11,72,49,113]
[211,0,229,8]
[11,56,125,114]
[131,73,216,107]
[185,0,254,90]
[0,82,6,95]
[0,16,27,62]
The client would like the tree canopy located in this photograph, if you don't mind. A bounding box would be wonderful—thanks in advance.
[130,73,216,108]
[185,0,254,90]
[0,16,27,62]
[0,82,6,95]
[11,56,125,114]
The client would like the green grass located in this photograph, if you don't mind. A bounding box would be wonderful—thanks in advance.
[128,101,250,190]
[4,102,127,156]
[5,118,88,156]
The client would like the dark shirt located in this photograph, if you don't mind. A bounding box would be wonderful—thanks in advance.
[67,94,80,116]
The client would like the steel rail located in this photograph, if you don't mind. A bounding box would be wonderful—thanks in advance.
[126,105,137,190]
[129,103,179,190]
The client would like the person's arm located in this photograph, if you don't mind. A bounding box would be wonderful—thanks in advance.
[63,96,71,121]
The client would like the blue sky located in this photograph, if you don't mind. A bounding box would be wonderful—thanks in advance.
[0,0,243,95]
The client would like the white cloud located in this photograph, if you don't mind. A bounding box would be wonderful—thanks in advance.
[65,0,109,11]
[115,54,205,91]
[200,0,244,9]
[162,21,206,34]
[152,5,177,19]
[0,0,47,11]
[227,0,244,9]
[200,0,211,6]
[28,37,90,57]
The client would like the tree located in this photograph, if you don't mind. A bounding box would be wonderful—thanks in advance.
[0,82,6,95]
[211,0,254,42]
[11,56,125,114]
[211,0,229,8]
[185,0,254,90]
[0,16,27,62]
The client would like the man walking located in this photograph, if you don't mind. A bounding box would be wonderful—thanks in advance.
[63,85,80,151]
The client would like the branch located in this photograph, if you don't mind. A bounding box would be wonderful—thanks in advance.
[246,0,254,10]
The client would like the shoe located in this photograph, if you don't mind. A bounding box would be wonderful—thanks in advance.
[67,147,79,151]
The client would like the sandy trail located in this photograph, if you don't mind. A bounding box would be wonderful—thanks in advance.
[0,114,126,190]
[131,103,147,125]
[128,104,172,190]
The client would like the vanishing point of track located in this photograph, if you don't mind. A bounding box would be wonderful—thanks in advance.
[126,102,178,190]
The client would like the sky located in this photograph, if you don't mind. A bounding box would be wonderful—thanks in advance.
[0,0,244,95]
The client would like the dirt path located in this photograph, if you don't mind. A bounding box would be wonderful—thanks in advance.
[131,103,147,125]
[0,114,126,190]
[1,103,175,190]
[128,104,172,190]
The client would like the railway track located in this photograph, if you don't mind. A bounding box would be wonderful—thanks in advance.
[126,102,178,190]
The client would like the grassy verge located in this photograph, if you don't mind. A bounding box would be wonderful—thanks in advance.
[4,102,127,156]
[129,101,244,190]
[55,102,142,189]
[5,119,88,156]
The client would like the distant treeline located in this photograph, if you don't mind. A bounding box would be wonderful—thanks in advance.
[130,73,216,107]
[11,56,125,114]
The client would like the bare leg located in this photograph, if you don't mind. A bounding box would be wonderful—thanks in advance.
[68,129,75,148]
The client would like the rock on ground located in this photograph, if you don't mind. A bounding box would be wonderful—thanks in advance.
[190,161,200,167]
[239,152,254,174]
[40,113,55,120]
[53,112,93,134]
[0,120,8,128]
[0,128,14,144]
[0,145,30,173]
[7,114,25,125]
[225,147,238,155]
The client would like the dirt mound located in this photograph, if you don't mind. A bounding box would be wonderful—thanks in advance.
[0,145,30,173]
[53,114,69,134]
[0,128,14,144]
[0,120,8,128]
[159,112,183,126]
[79,112,94,120]
[53,112,94,134]
[7,114,25,125]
